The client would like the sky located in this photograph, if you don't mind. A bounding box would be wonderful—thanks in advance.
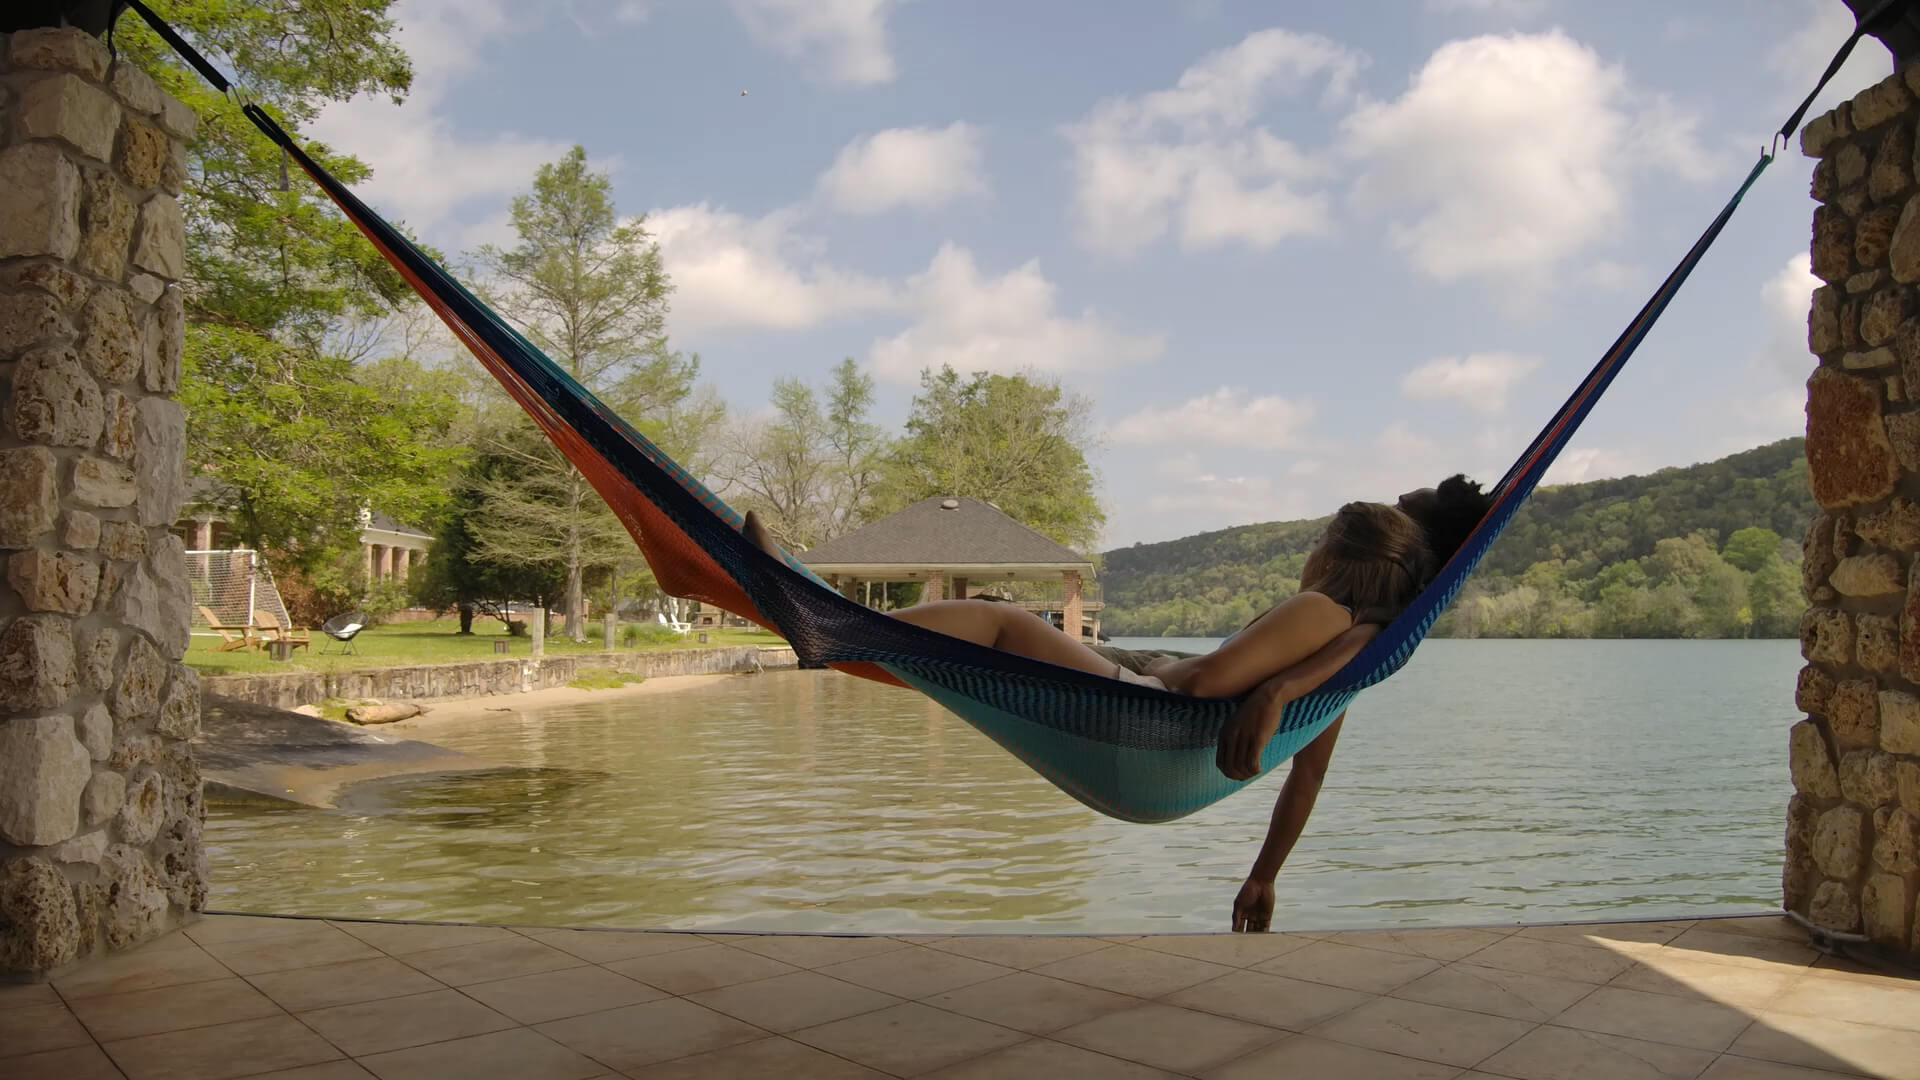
[303,0,1892,549]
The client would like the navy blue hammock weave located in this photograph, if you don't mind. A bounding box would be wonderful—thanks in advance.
[129,1,1863,822]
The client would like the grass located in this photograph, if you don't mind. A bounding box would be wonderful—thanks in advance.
[185,617,781,676]
[566,668,647,690]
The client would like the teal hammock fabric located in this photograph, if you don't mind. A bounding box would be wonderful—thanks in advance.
[129,0,1854,822]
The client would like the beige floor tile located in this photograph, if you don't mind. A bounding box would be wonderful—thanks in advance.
[790,1001,1025,1077]
[1804,954,1920,991]
[1731,1009,1920,1080]
[1326,927,1512,962]
[460,964,666,1024]
[687,970,899,1033]
[926,971,1139,1035]
[248,956,446,1013]
[400,937,584,987]
[242,1064,378,1080]
[0,1001,92,1057]
[200,925,384,976]
[1699,1057,1869,1080]
[103,1014,344,1080]
[1053,1001,1283,1074]
[186,914,343,946]
[1611,955,1801,1010]
[0,1043,127,1080]
[623,1035,889,1079]
[1131,932,1314,967]
[67,975,281,1042]
[723,934,909,968]
[1393,962,1598,1022]
[1253,939,1442,994]
[1699,917,1808,944]
[536,997,765,1072]
[1031,942,1235,998]
[921,935,1111,970]
[356,1027,606,1080]
[53,939,234,999]
[297,988,516,1057]
[1768,971,1920,1031]
[1168,968,1375,1031]
[1476,1025,1716,1080]
[604,943,799,995]
[1204,1033,1461,1080]
[0,980,60,1007]
[332,921,520,956]
[926,1037,1183,1078]
[817,944,1012,999]
[521,928,708,964]
[1460,936,1638,985]
[1664,929,1820,972]
[1554,986,1755,1052]
[1311,995,1533,1067]
[1515,921,1695,951]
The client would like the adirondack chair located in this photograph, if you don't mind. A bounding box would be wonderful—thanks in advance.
[196,605,255,652]
[252,609,310,653]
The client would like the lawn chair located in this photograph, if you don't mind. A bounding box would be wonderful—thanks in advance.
[252,609,310,653]
[196,605,255,652]
[320,611,367,655]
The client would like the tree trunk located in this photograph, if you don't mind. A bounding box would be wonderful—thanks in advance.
[564,468,585,639]
[458,602,474,635]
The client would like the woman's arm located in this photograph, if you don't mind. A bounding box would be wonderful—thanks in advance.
[1154,592,1354,699]
[1215,622,1378,780]
[1248,715,1343,882]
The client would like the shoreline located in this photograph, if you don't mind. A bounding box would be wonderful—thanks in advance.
[381,671,743,731]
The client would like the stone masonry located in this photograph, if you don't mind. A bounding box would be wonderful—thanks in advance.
[0,27,204,975]
[1793,68,1920,963]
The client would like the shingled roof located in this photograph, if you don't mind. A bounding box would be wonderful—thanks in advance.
[800,497,1091,570]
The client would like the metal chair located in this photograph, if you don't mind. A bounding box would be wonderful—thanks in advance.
[320,611,368,655]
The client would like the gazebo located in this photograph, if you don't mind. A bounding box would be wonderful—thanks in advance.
[798,496,1102,640]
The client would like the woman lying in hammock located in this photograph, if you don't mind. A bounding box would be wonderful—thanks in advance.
[743,474,1492,931]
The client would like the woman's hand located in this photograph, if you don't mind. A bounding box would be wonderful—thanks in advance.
[1232,877,1275,932]
[1216,689,1283,781]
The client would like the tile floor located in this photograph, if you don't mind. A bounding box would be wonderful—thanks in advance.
[3,912,1917,1079]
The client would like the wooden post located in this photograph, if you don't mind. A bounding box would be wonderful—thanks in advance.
[530,604,545,657]
[1062,571,1083,641]
[951,575,969,600]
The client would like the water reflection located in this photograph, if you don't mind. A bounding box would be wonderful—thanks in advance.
[207,641,1799,933]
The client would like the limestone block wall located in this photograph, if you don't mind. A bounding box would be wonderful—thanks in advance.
[0,27,204,974]
[1793,70,1920,961]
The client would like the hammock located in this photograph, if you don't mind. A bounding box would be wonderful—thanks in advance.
[130,2,1861,822]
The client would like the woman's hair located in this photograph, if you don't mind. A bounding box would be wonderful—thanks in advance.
[1408,474,1495,572]
[1309,502,1433,625]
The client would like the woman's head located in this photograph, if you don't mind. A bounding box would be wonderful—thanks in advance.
[1302,502,1432,624]
[1395,474,1494,576]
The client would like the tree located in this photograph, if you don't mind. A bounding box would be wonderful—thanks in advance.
[411,457,563,632]
[1722,527,1785,573]
[468,146,692,639]
[715,358,888,548]
[877,367,1105,552]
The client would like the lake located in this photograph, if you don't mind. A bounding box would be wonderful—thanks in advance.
[204,639,1799,934]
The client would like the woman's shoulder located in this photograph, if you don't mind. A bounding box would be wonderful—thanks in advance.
[1287,590,1355,622]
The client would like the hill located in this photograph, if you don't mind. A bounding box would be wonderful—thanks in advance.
[1099,438,1815,639]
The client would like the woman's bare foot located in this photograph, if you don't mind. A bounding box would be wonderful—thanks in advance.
[742,511,782,558]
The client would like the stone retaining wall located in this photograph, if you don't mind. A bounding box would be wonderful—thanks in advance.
[200,645,801,711]
[1792,70,1920,962]
[0,28,202,974]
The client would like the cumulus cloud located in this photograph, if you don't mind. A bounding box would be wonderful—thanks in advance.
[1427,0,1548,14]
[1767,0,1892,115]
[1543,446,1646,486]
[728,0,899,85]
[647,204,898,333]
[1400,352,1542,413]
[868,245,1162,381]
[1342,31,1715,287]
[1062,29,1363,256]
[1142,471,1317,524]
[816,124,989,214]
[1108,387,1317,449]
[1720,252,1821,437]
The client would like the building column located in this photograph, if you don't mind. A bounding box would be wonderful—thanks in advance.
[951,576,969,600]
[396,547,411,583]
[839,577,859,601]
[1794,72,1920,964]
[363,542,374,581]
[922,570,945,603]
[191,518,211,550]
[377,545,394,581]
[1062,571,1084,641]
[0,27,205,974]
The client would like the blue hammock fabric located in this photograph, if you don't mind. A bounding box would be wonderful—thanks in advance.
[130,1,1820,823]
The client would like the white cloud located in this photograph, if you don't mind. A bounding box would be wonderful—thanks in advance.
[816,124,989,214]
[647,204,898,333]
[1342,31,1714,288]
[1142,471,1316,525]
[1427,0,1548,14]
[1543,446,1646,486]
[1581,260,1640,291]
[1062,29,1363,256]
[1761,253,1819,383]
[1400,352,1542,413]
[1767,0,1892,117]
[728,0,899,86]
[868,245,1163,382]
[1108,387,1316,449]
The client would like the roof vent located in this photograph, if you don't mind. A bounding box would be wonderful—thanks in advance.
[940,498,960,510]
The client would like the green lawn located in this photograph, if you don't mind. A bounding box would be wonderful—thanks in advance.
[185,618,780,675]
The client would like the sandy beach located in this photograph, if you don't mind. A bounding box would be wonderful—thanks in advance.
[381,671,742,732]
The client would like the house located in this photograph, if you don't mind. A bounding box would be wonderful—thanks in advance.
[173,479,433,583]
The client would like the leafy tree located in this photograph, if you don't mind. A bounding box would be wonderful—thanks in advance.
[715,358,888,548]
[877,366,1105,552]
[1723,526,1785,573]
[411,457,563,632]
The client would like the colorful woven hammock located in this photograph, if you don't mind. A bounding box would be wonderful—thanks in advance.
[130,1,1854,822]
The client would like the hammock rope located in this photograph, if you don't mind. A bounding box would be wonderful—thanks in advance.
[127,1,1857,822]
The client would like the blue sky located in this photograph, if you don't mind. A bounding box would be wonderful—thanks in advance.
[307,0,1889,548]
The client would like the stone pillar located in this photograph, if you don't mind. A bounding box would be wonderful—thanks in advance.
[922,569,945,603]
[362,542,373,581]
[190,517,209,550]
[1793,70,1920,963]
[838,577,859,602]
[396,547,410,583]
[0,27,204,976]
[1062,571,1084,642]
[951,575,968,600]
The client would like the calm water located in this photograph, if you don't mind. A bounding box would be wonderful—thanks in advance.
[206,639,1798,934]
